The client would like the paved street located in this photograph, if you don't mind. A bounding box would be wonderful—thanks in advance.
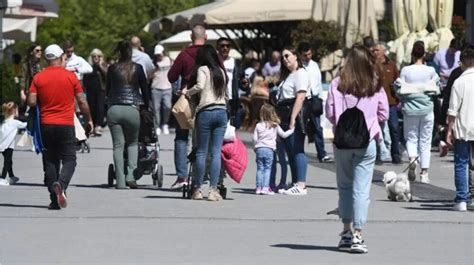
[0,129,473,265]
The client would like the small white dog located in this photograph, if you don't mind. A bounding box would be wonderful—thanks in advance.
[383,171,412,202]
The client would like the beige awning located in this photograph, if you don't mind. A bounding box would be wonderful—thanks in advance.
[146,0,383,48]
[2,17,38,41]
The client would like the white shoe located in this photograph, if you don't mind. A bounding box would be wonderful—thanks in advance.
[420,172,430,184]
[0,178,10,186]
[156,128,161,136]
[283,185,307,196]
[452,202,467,212]
[162,125,170,135]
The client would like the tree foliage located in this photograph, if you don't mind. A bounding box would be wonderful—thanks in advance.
[33,0,209,59]
[290,20,343,62]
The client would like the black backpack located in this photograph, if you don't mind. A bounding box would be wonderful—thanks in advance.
[333,95,370,149]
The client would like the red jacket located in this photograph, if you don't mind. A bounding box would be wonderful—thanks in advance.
[221,136,248,183]
[167,45,201,88]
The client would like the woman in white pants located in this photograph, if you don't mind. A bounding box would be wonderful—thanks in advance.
[396,42,440,183]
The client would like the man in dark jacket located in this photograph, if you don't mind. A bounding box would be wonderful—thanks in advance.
[216,37,242,128]
[167,24,207,189]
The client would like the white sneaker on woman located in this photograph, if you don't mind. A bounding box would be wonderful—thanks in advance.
[283,185,307,196]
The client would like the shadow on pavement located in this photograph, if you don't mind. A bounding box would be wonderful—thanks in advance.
[271,244,340,252]
[144,195,184,200]
[0,203,48,209]
[306,185,337,190]
[232,188,256,195]
[11,182,45,187]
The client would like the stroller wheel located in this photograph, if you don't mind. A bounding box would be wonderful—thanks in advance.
[156,164,163,188]
[219,185,227,199]
[107,163,115,187]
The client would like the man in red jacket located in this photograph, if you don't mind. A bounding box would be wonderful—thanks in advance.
[167,24,207,189]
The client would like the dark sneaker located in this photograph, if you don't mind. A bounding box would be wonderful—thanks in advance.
[48,202,60,210]
[53,182,67,209]
[392,156,402,164]
[126,180,138,189]
[170,177,188,190]
[338,230,353,251]
[350,234,368,254]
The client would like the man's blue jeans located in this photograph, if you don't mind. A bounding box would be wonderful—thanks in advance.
[388,106,401,160]
[454,140,473,202]
[312,115,327,160]
[174,122,189,178]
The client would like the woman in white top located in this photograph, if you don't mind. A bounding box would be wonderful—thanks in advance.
[397,42,440,183]
[275,46,311,195]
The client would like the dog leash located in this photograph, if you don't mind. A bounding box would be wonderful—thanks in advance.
[401,156,420,173]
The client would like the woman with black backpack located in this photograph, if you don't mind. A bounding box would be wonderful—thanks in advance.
[325,44,389,253]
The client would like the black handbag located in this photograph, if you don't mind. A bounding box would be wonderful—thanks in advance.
[310,96,323,116]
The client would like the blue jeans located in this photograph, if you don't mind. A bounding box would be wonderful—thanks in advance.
[174,121,189,178]
[194,109,227,187]
[312,115,327,160]
[281,120,307,183]
[256,147,274,188]
[388,106,401,160]
[270,140,288,187]
[454,140,473,202]
[334,140,376,230]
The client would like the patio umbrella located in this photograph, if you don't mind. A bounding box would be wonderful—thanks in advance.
[2,16,37,41]
[426,0,454,50]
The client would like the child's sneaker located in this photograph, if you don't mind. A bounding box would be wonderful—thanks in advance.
[350,234,368,254]
[0,178,10,186]
[337,230,353,251]
[261,187,275,195]
[255,187,262,195]
[8,176,20,184]
[170,177,188,190]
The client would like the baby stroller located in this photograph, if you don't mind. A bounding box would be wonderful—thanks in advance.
[182,147,227,199]
[75,113,90,153]
[107,109,163,188]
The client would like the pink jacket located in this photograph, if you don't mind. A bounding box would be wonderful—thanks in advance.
[221,136,248,183]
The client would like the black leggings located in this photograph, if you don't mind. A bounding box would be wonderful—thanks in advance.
[1,148,14,178]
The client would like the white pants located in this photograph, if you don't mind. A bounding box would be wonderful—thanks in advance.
[404,112,434,169]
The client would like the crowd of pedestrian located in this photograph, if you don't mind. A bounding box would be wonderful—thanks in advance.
[1,23,473,254]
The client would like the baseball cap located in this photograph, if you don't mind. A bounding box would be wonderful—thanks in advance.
[154,44,164,55]
[44,44,64,60]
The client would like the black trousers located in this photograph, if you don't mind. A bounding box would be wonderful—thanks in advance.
[87,88,105,127]
[1,148,14,178]
[41,125,77,200]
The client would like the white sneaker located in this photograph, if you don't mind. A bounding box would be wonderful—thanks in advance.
[283,185,307,196]
[8,176,20,184]
[420,172,430,184]
[156,128,161,136]
[0,178,10,186]
[452,202,467,212]
[162,125,170,135]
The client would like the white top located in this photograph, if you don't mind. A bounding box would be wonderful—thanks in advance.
[151,56,172,90]
[253,121,294,150]
[277,68,310,100]
[223,57,235,100]
[447,68,474,141]
[0,117,27,151]
[65,53,93,81]
[244,67,255,79]
[434,48,460,78]
[132,49,155,78]
[303,59,323,96]
[400,64,438,84]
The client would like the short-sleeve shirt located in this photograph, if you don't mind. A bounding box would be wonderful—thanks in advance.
[277,68,310,100]
[29,66,83,126]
